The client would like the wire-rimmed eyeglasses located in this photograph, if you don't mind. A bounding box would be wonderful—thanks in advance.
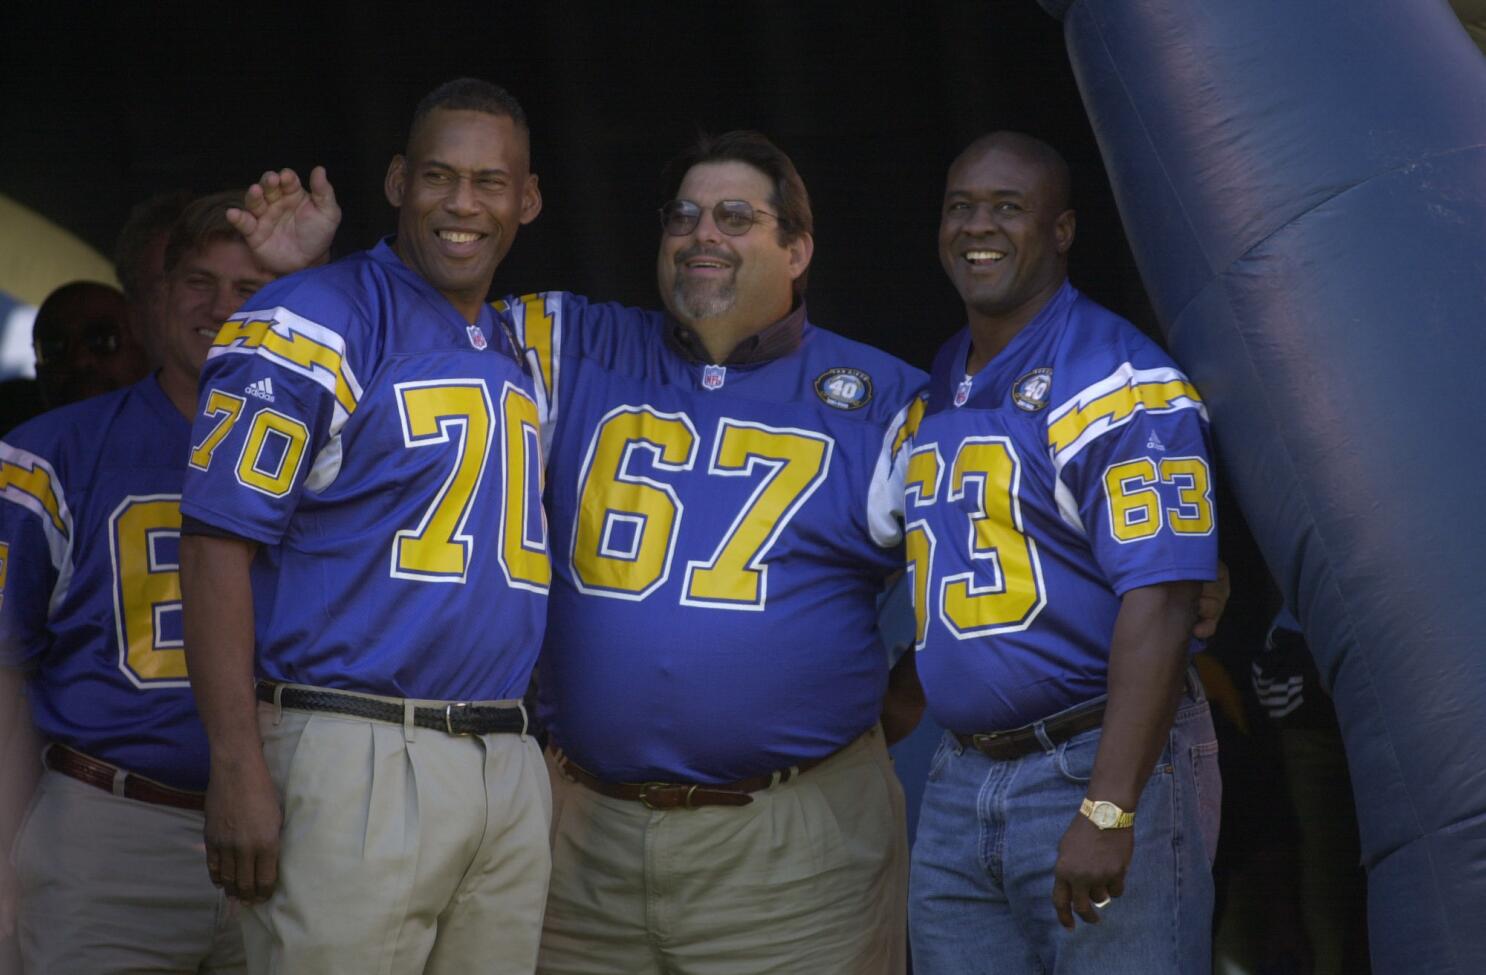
[658,199,779,237]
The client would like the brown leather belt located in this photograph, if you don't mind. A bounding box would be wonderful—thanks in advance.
[45,744,205,812]
[954,700,1106,761]
[556,750,834,810]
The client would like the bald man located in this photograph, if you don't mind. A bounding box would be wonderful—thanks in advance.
[902,133,1221,974]
[180,78,549,975]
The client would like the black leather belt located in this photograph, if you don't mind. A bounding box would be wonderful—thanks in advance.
[256,681,526,736]
[954,700,1106,761]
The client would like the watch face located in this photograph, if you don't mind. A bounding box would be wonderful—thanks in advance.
[1092,803,1118,828]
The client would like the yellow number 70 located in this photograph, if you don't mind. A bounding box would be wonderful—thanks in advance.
[391,379,549,590]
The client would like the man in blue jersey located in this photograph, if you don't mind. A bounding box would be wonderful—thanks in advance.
[236,130,924,975]
[515,132,924,975]
[903,132,1221,974]
[1,191,274,972]
[179,79,551,975]
[235,128,1230,975]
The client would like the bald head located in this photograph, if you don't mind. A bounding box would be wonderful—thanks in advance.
[406,78,531,166]
[939,132,1077,342]
[950,132,1071,213]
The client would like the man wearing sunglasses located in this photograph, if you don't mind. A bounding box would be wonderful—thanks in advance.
[30,280,148,409]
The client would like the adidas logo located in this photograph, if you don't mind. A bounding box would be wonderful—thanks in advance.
[1145,431,1166,451]
[245,378,276,402]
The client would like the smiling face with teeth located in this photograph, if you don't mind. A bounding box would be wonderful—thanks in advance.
[156,238,274,413]
[656,160,812,362]
[385,107,542,323]
[939,134,1075,357]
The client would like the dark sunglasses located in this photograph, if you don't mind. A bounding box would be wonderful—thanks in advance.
[33,321,122,366]
[659,199,779,237]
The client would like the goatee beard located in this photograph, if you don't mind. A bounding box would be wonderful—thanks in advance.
[672,275,737,321]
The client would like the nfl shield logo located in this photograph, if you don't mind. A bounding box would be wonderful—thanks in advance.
[702,364,727,390]
[466,325,488,350]
[954,377,973,407]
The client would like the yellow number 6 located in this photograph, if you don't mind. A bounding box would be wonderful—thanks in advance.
[109,495,187,687]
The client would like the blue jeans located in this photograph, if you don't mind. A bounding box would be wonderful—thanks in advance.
[908,688,1221,975]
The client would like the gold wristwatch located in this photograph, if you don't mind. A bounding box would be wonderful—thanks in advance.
[1079,798,1135,830]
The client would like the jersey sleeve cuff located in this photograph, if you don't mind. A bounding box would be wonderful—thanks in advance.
[177,502,284,547]
[178,513,261,542]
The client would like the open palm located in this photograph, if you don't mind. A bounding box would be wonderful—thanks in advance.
[228,166,341,274]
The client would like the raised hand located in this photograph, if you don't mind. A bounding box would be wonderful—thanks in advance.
[228,166,341,275]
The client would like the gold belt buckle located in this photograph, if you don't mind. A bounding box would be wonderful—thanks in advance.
[638,782,701,809]
[637,782,671,809]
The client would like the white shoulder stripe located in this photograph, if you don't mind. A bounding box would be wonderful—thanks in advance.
[506,293,562,447]
[1047,362,1207,475]
[207,306,364,437]
[1046,363,1198,426]
[1053,478,1086,537]
[866,398,923,549]
[525,346,554,459]
[0,441,75,611]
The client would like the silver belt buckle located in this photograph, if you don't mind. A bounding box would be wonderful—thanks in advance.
[445,702,473,735]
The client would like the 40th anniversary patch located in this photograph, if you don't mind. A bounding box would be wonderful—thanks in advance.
[814,367,873,410]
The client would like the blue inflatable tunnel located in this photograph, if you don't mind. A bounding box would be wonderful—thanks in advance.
[1038,1,1486,970]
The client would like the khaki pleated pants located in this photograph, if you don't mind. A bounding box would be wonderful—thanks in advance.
[538,727,908,975]
[247,700,552,975]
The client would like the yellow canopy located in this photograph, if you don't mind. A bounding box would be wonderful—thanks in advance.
[0,193,118,305]
[1452,0,1486,55]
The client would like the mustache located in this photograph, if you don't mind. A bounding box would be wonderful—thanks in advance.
[675,243,740,268]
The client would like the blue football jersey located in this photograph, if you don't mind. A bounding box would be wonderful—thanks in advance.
[903,283,1218,733]
[505,292,926,782]
[181,242,548,702]
[1,377,210,790]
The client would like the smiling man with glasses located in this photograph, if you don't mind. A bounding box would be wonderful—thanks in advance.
[519,131,923,975]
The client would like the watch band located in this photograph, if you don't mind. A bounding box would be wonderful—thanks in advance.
[1079,797,1135,829]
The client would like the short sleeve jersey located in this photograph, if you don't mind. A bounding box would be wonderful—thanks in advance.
[902,283,1217,733]
[1,377,210,790]
[181,241,548,702]
[505,292,926,782]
